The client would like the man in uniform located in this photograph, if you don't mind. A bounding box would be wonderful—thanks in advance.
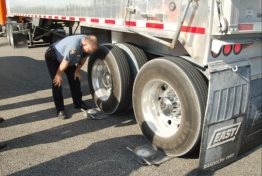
[45,35,98,119]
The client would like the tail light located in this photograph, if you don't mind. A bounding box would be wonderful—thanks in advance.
[223,45,232,56]
[233,43,242,55]
[211,43,243,58]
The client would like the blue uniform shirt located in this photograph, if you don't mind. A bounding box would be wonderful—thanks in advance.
[53,35,85,66]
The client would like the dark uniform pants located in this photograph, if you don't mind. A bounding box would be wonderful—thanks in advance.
[45,46,82,111]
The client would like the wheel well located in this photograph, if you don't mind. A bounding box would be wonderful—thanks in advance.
[81,27,112,44]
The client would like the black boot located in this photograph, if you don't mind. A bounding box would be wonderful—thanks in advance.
[74,101,89,111]
[57,111,69,119]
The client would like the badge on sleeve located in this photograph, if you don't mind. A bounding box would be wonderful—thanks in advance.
[70,49,80,56]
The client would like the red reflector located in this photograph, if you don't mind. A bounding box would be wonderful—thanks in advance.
[105,19,115,24]
[125,21,136,26]
[223,45,232,56]
[69,17,75,21]
[238,24,254,31]
[91,18,99,23]
[233,44,242,55]
[79,17,86,22]
[146,22,164,29]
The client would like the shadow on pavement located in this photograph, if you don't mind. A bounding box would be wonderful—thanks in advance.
[0,96,53,111]
[9,135,146,176]
[1,113,137,152]
[0,98,94,128]
[0,56,50,100]
[0,56,91,123]
[0,56,89,100]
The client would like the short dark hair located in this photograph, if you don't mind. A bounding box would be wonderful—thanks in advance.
[82,35,98,46]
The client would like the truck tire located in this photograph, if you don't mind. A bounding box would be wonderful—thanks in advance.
[133,57,208,156]
[116,43,148,109]
[88,44,131,114]
[115,43,147,80]
[8,24,18,48]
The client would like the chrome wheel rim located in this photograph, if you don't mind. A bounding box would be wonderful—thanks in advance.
[91,59,112,101]
[142,80,182,138]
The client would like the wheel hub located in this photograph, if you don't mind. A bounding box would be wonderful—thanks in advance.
[102,72,112,88]
[91,59,112,101]
[159,98,173,117]
[142,80,182,138]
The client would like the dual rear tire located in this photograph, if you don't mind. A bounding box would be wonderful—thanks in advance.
[88,44,207,155]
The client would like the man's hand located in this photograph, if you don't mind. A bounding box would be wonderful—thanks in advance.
[75,58,87,81]
[53,74,63,87]
[74,69,81,80]
[53,59,69,87]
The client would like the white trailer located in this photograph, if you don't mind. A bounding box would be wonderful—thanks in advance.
[4,0,262,171]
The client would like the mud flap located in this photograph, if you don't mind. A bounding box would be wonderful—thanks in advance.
[199,61,253,171]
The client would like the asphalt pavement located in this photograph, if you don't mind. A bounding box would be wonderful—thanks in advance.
[0,37,261,176]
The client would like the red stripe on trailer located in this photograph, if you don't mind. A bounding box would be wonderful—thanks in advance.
[54,16,59,19]
[69,17,75,21]
[61,16,66,20]
[146,22,164,29]
[238,23,253,31]
[91,18,99,23]
[125,21,136,26]
[180,26,205,34]
[79,17,86,22]
[49,16,52,19]
[105,19,115,24]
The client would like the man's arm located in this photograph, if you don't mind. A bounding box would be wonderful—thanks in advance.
[74,57,87,80]
[76,57,87,70]
[53,59,70,87]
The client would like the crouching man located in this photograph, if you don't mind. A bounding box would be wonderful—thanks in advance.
[45,35,98,119]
